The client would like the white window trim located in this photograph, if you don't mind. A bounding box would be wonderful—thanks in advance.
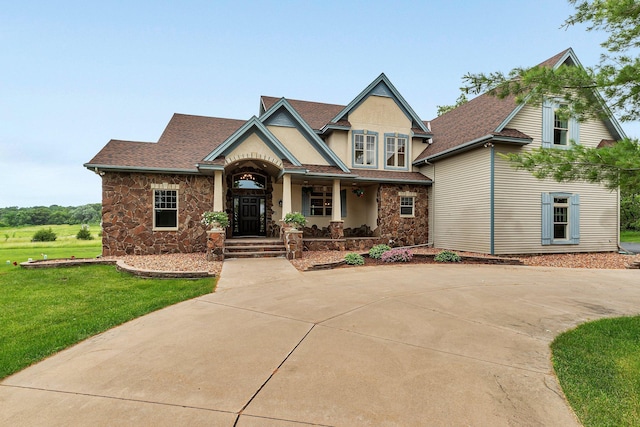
[309,187,333,217]
[399,194,416,218]
[352,130,378,168]
[152,183,179,231]
[384,133,409,170]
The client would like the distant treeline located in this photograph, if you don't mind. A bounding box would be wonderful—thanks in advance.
[0,204,101,227]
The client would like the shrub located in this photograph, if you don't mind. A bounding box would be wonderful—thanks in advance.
[283,212,307,229]
[201,211,229,228]
[369,244,391,259]
[381,248,413,263]
[434,250,461,263]
[344,253,365,265]
[32,228,57,242]
[76,225,93,240]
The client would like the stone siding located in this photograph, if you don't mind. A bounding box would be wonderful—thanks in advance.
[102,172,214,256]
[377,184,429,246]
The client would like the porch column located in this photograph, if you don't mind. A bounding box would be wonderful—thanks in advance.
[213,170,224,211]
[332,179,341,222]
[281,173,292,219]
[329,179,344,239]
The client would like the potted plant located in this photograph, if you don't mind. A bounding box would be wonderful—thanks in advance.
[201,211,230,230]
[283,212,306,230]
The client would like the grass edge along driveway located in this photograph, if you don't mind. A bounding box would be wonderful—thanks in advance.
[0,264,215,379]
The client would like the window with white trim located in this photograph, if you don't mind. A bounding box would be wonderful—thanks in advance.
[353,131,377,167]
[541,192,580,245]
[385,134,407,168]
[542,99,579,149]
[154,189,178,229]
[400,196,415,217]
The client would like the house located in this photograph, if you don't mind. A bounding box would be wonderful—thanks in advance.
[85,48,625,257]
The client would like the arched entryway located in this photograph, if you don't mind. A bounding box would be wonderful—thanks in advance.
[224,160,281,238]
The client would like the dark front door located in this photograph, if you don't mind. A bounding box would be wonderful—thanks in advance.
[237,196,264,236]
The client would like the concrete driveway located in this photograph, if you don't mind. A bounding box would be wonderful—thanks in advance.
[2,259,639,426]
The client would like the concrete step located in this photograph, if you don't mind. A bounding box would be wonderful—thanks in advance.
[224,245,286,253]
[224,250,287,259]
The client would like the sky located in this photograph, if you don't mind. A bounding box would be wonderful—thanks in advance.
[2,0,639,208]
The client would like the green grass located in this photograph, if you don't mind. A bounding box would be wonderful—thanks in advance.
[621,230,640,243]
[0,245,215,380]
[0,223,102,264]
[551,316,640,426]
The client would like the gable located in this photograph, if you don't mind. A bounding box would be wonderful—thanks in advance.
[348,95,411,129]
[331,73,430,134]
[267,125,330,165]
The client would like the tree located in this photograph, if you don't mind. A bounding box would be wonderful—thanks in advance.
[457,0,640,197]
[436,93,468,116]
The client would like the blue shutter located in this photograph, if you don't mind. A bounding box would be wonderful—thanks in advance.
[340,189,347,218]
[569,116,580,145]
[541,193,552,245]
[569,194,580,244]
[302,190,310,216]
[542,99,554,148]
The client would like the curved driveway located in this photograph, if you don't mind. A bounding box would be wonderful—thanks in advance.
[2,259,639,426]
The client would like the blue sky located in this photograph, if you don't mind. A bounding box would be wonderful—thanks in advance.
[2,0,638,208]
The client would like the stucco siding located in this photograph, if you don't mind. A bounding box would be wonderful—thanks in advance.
[425,147,491,253]
[267,125,330,165]
[227,133,281,164]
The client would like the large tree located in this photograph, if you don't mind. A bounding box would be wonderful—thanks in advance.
[460,0,640,194]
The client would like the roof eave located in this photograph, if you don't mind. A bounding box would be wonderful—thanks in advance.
[412,135,531,164]
[84,163,200,175]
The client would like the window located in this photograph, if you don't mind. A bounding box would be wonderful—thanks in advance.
[400,196,415,217]
[233,172,266,189]
[553,105,568,146]
[542,99,579,148]
[154,189,178,229]
[553,197,569,239]
[385,134,408,168]
[309,187,332,216]
[541,193,580,245]
[353,131,377,167]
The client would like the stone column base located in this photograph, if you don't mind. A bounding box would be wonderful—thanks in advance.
[283,230,303,260]
[206,229,226,261]
[328,221,344,239]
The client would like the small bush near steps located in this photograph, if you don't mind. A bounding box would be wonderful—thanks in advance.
[344,253,365,265]
[434,250,461,263]
[368,244,391,259]
[381,248,413,263]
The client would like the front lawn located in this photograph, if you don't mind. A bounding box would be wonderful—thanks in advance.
[0,262,214,379]
[552,316,640,426]
[621,230,640,243]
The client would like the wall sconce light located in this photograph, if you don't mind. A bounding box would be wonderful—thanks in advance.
[278,200,283,207]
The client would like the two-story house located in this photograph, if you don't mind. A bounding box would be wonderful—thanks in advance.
[85,48,625,256]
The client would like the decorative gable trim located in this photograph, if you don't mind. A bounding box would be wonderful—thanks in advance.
[330,73,431,135]
[202,116,301,166]
[260,98,351,172]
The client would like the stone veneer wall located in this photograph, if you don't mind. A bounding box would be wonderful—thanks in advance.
[377,184,429,246]
[102,172,214,256]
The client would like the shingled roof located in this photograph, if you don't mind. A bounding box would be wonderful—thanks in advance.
[414,49,587,164]
[261,96,347,131]
[86,114,246,171]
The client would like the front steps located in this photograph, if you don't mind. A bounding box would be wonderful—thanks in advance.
[224,238,287,259]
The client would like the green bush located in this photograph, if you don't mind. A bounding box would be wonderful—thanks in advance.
[344,253,365,265]
[283,212,307,229]
[32,228,57,242]
[434,250,461,263]
[76,225,93,240]
[369,244,391,259]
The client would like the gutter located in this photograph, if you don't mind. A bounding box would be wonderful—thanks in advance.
[84,164,201,175]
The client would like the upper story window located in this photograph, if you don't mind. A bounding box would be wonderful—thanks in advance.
[153,188,178,230]
[553,104,569,146]
[353,130,377,168]
[542,99,579,149]
[385,133,408,169]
